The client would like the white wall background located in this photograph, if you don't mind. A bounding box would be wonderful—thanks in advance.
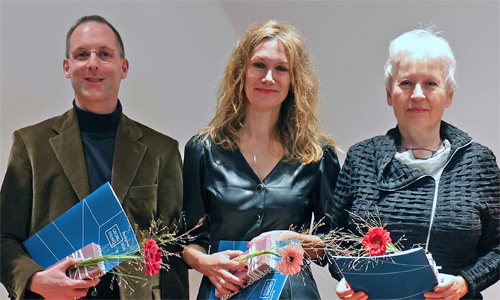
[1,0,499,299]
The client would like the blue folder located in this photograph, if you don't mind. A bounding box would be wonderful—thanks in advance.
[333,247,438,300]
[23,182,140,272]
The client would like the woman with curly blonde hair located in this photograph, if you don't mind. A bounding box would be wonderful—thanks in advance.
[205,20,335,164]
[183,20,340,299]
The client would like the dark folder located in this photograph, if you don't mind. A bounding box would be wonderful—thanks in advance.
[332,247,439,300]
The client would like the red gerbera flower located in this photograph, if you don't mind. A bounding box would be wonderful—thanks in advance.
[144,239,162,276]
[362,227,392,256]
[276,243,304,275]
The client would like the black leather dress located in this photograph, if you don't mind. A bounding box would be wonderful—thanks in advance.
[183,136,340,299]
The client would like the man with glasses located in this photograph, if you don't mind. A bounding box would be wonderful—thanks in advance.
[0,15,188,300]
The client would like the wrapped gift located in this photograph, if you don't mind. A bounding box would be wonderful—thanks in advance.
[65,242,105,280]
[229,237,274,285]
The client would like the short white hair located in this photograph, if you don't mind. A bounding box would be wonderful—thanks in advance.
[384,28,457,92]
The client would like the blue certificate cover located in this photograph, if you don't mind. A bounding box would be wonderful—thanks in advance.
[208,240,289,300]
[332,247,438,300]
[23,182,140,272]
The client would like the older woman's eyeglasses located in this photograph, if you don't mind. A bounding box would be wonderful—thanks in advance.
[70,48,117,63]
[397,141,444,160]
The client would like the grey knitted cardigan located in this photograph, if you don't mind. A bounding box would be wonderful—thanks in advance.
[329,121,499,299]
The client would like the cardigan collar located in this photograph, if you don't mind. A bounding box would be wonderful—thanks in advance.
[376,121,472,191]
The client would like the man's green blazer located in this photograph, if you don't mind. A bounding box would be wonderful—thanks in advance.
[0,108,188,299]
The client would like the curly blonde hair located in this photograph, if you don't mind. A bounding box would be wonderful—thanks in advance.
[202,20,336,165]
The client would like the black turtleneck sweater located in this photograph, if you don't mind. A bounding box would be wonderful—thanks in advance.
[73,100,121,299]
[73,101,121,193]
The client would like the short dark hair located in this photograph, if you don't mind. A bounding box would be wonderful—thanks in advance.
[66,15,125,59]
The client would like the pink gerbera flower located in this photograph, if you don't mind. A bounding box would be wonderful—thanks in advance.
[276,242,304,275]
[144,239,162,276]
[362,227,392,256]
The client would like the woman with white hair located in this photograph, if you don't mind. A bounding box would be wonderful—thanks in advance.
[330,28,499,300]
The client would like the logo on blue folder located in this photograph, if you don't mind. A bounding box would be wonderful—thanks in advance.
[260,279,276,299]
[105,224,124,248]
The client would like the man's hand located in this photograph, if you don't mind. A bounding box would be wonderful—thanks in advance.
[29,257,100,300]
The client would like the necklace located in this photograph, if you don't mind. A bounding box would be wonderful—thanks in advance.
[253,155,257,166]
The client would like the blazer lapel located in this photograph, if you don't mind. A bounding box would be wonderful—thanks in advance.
[111,114,147,203]
[49,109,90,201]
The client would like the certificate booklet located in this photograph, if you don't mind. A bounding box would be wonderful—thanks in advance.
[23,182,140,272]
[208,240,289,300]
[332,247,439,300]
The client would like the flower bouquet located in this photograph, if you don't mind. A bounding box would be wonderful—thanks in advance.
[327,210,440,300]
[333,210,403,258]
[68,217,203,283]
[233,239,305,277]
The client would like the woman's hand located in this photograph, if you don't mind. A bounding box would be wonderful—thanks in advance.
[201,250,247,296]
[248,230,324,258]
[424,274,468,300]
[336,277,368,300]
[248,230,302,246]
[183,244,247,297]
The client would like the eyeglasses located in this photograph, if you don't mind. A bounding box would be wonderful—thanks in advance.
[397,141,444,160]
[70,48,117,63]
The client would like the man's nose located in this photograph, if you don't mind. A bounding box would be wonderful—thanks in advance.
[86,52,99,69]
